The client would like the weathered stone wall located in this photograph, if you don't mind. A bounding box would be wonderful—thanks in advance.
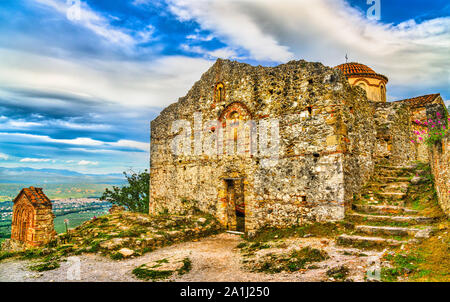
[373,102,414,164]
[150,59,376,232]
[426,104,450,217]
[411,107,429,161]
[341,89,376,209]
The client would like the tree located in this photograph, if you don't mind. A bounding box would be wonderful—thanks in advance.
[100,170,149,213]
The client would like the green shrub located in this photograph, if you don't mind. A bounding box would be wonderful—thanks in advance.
[100,170,149,213]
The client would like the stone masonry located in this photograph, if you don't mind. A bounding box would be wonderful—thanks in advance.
[149,59,445,233]
[150,59,385,232]
[427,104,450,217]
[373,102,414,164]
[9,187,56,248]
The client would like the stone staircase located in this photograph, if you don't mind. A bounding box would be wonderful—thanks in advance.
[337,163,434,250]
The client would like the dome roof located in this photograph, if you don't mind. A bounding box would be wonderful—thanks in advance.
[335,62,388,83]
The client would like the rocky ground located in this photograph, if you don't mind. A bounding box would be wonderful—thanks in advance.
[0,162,448,282]
[0,232,383,282]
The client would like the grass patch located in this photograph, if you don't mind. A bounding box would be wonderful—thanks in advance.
[326,265,350,281]
[132,265,174,281]
[110,252,124,260]
[20,249,44,260]
[177,257,192,275]
[236,242,247,249]
[381,220,449,282]
[404,162,444,218]
[0,251,15,261]
[29,261,60,272]
[253,247,329,273]
[248,221,353,243]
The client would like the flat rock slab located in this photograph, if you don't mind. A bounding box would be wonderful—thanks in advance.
[118,248,135,258]
[353,204,418,215]
[378,177,411,182]
[376,192,406,200]
[337,234,403,249]
[141,255,188,272]
[356,225,421,237]
[348,213,436,224]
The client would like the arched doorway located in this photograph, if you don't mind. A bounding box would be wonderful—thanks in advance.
[14,206,34,242]
[224,177,245,232]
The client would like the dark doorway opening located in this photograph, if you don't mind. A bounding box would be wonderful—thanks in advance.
[225,178,245,232]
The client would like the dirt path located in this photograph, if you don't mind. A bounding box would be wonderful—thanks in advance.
[0,233,380,282]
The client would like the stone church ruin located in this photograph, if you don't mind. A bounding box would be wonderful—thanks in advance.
[149,59,448,233]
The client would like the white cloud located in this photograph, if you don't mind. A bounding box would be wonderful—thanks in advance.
[49,120,111,131]
[186,32,215,42]
[35,0,135,46]
[181,44,238,59]
[0,116,44,129]
[0,132,148,151]
[167,0,294,62]
[8,121,43,128]
[137,25,156,43]
[110,140,149,151]
[0,49,212,108]
[0,153,9,160]
[78,160,99,166]
[20,158,52,162]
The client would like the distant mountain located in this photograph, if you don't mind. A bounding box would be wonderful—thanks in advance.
[0,167,126,184]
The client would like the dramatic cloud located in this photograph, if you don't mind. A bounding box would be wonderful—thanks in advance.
[167,0,294,62]
[0,0,447,174]
[0,48,212,108]
[166,0,450,99]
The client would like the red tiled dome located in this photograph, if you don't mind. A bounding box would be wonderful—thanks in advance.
[335,62,388,83]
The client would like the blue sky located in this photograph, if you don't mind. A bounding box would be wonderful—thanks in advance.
[0,0,448,175]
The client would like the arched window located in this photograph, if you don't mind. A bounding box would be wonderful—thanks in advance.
[380,85,386,102]
[214,82,225,103]
[219,102,253,156]
[357,82,367,90]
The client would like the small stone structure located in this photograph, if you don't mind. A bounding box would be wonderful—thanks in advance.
[149,58,447,232]
[9,187,56,248]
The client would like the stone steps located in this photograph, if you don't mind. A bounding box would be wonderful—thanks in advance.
[376,176,411,182]
[336,234,403,249]
[355,225,419,237]
[368,182,410,188]
[352,204,418,215]
[375,192,407,200]
[375,165,415,171]
[347,213,436,224]
[355,225,433,239]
